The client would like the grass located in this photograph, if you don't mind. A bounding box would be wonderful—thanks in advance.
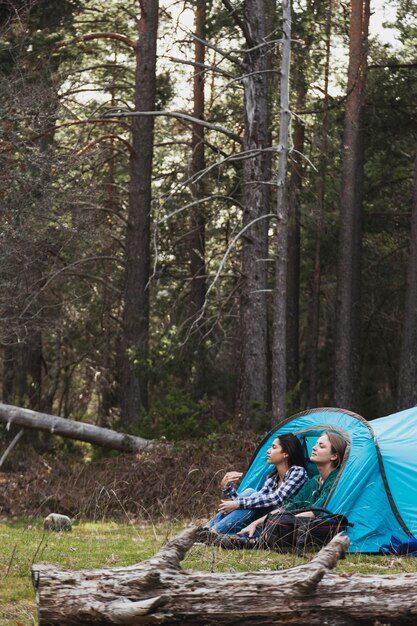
[2,519,417,626]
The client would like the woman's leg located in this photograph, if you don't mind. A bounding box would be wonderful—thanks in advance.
[207,489,273,534]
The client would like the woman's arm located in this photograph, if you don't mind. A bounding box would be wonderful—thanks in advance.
[237,514,268,537]
[235,466,308,510]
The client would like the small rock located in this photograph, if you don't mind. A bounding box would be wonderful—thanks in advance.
[44,513,72,532]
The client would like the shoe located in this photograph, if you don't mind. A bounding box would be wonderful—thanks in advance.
[215,534,260,550]
[195,527,224,545]
[194,527,212,543]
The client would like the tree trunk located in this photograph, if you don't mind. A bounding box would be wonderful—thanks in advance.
[271,0,292,423]
[286,35,312,403]
[32,529,417,626]
[238,0,273,423]
[398,148,417,408]
[189,0,207,325]
[186,0,208,398]
[0,403,156,453]
[286,122,302,400]
[305,0,333,408]
[2,336,43,411]
[334,0,370,411]
[120,1,159,428]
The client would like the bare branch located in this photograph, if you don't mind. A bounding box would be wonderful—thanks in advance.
[104,109,243,144]
[189,32,243,68]
[56,32,136,51]
[76,134,134,157]
[213,69,279,102]
[167,56,234,79]
[158,194,244,224]
[187,213,276,337]
[221,0,253,48]
[19,257,123,320]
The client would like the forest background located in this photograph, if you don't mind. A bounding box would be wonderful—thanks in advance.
[1,0,417,451]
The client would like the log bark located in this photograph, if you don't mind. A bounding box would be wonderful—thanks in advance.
[0,403,156,453]
[32,529,417,626]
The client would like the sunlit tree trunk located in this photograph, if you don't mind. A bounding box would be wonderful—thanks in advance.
[120,0,159,428]
[334,0,370,410]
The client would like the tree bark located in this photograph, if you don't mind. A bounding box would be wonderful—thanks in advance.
[120,1,159,428]
[286,116,303,398]
[286,14,315,402]
[188,0,207,326]
[334,0,370,410]
[398,148,417,408]
[305,0,333,408]
[238,0,274,423]
[32,529,417,626]
[0,403,156,453]
[271,0,292,423]
[184,0,208,398]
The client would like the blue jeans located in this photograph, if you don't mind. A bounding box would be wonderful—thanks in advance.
[207,488,274,534]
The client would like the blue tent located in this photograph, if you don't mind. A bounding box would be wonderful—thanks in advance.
[237,407,417,553]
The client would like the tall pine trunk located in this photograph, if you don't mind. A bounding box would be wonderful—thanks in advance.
[398,148,417,409]
[334,0,370,410]
[271,0,292,423]
[238,0,273,422]
[120,1,159,428]
[186,0,207,398]
[189,0,206,324]
[305,0,333,407]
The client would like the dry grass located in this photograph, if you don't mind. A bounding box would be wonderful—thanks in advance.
[0,435,258,522]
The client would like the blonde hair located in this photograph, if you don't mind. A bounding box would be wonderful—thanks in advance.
[324,431,347,468]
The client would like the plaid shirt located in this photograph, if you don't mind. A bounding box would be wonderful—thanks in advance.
[224,465,308,510]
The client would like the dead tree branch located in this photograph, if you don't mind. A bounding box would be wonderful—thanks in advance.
[0,404,157,453]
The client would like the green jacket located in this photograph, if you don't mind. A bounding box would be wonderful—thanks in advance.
[285,468,338,512]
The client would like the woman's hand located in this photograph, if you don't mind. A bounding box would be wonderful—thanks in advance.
[238,517,264,537]
[217,499,239,514]
[220,471,243,490]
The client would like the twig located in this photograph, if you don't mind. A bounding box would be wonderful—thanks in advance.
[5,543,18,577]
[31,532,48,566]
[0,428,24,469]
[186,213,276,339]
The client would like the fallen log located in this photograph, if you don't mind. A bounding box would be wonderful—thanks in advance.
[32,528,417,626]
[0,403,157,453]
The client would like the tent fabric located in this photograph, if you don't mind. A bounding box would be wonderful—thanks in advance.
[237,407,416,553]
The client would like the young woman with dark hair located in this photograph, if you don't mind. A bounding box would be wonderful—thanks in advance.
[203,433,308,535]
[231,431,348,544]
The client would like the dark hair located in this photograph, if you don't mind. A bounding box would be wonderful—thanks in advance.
[324,431,347,468]
[276,433,307,469]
